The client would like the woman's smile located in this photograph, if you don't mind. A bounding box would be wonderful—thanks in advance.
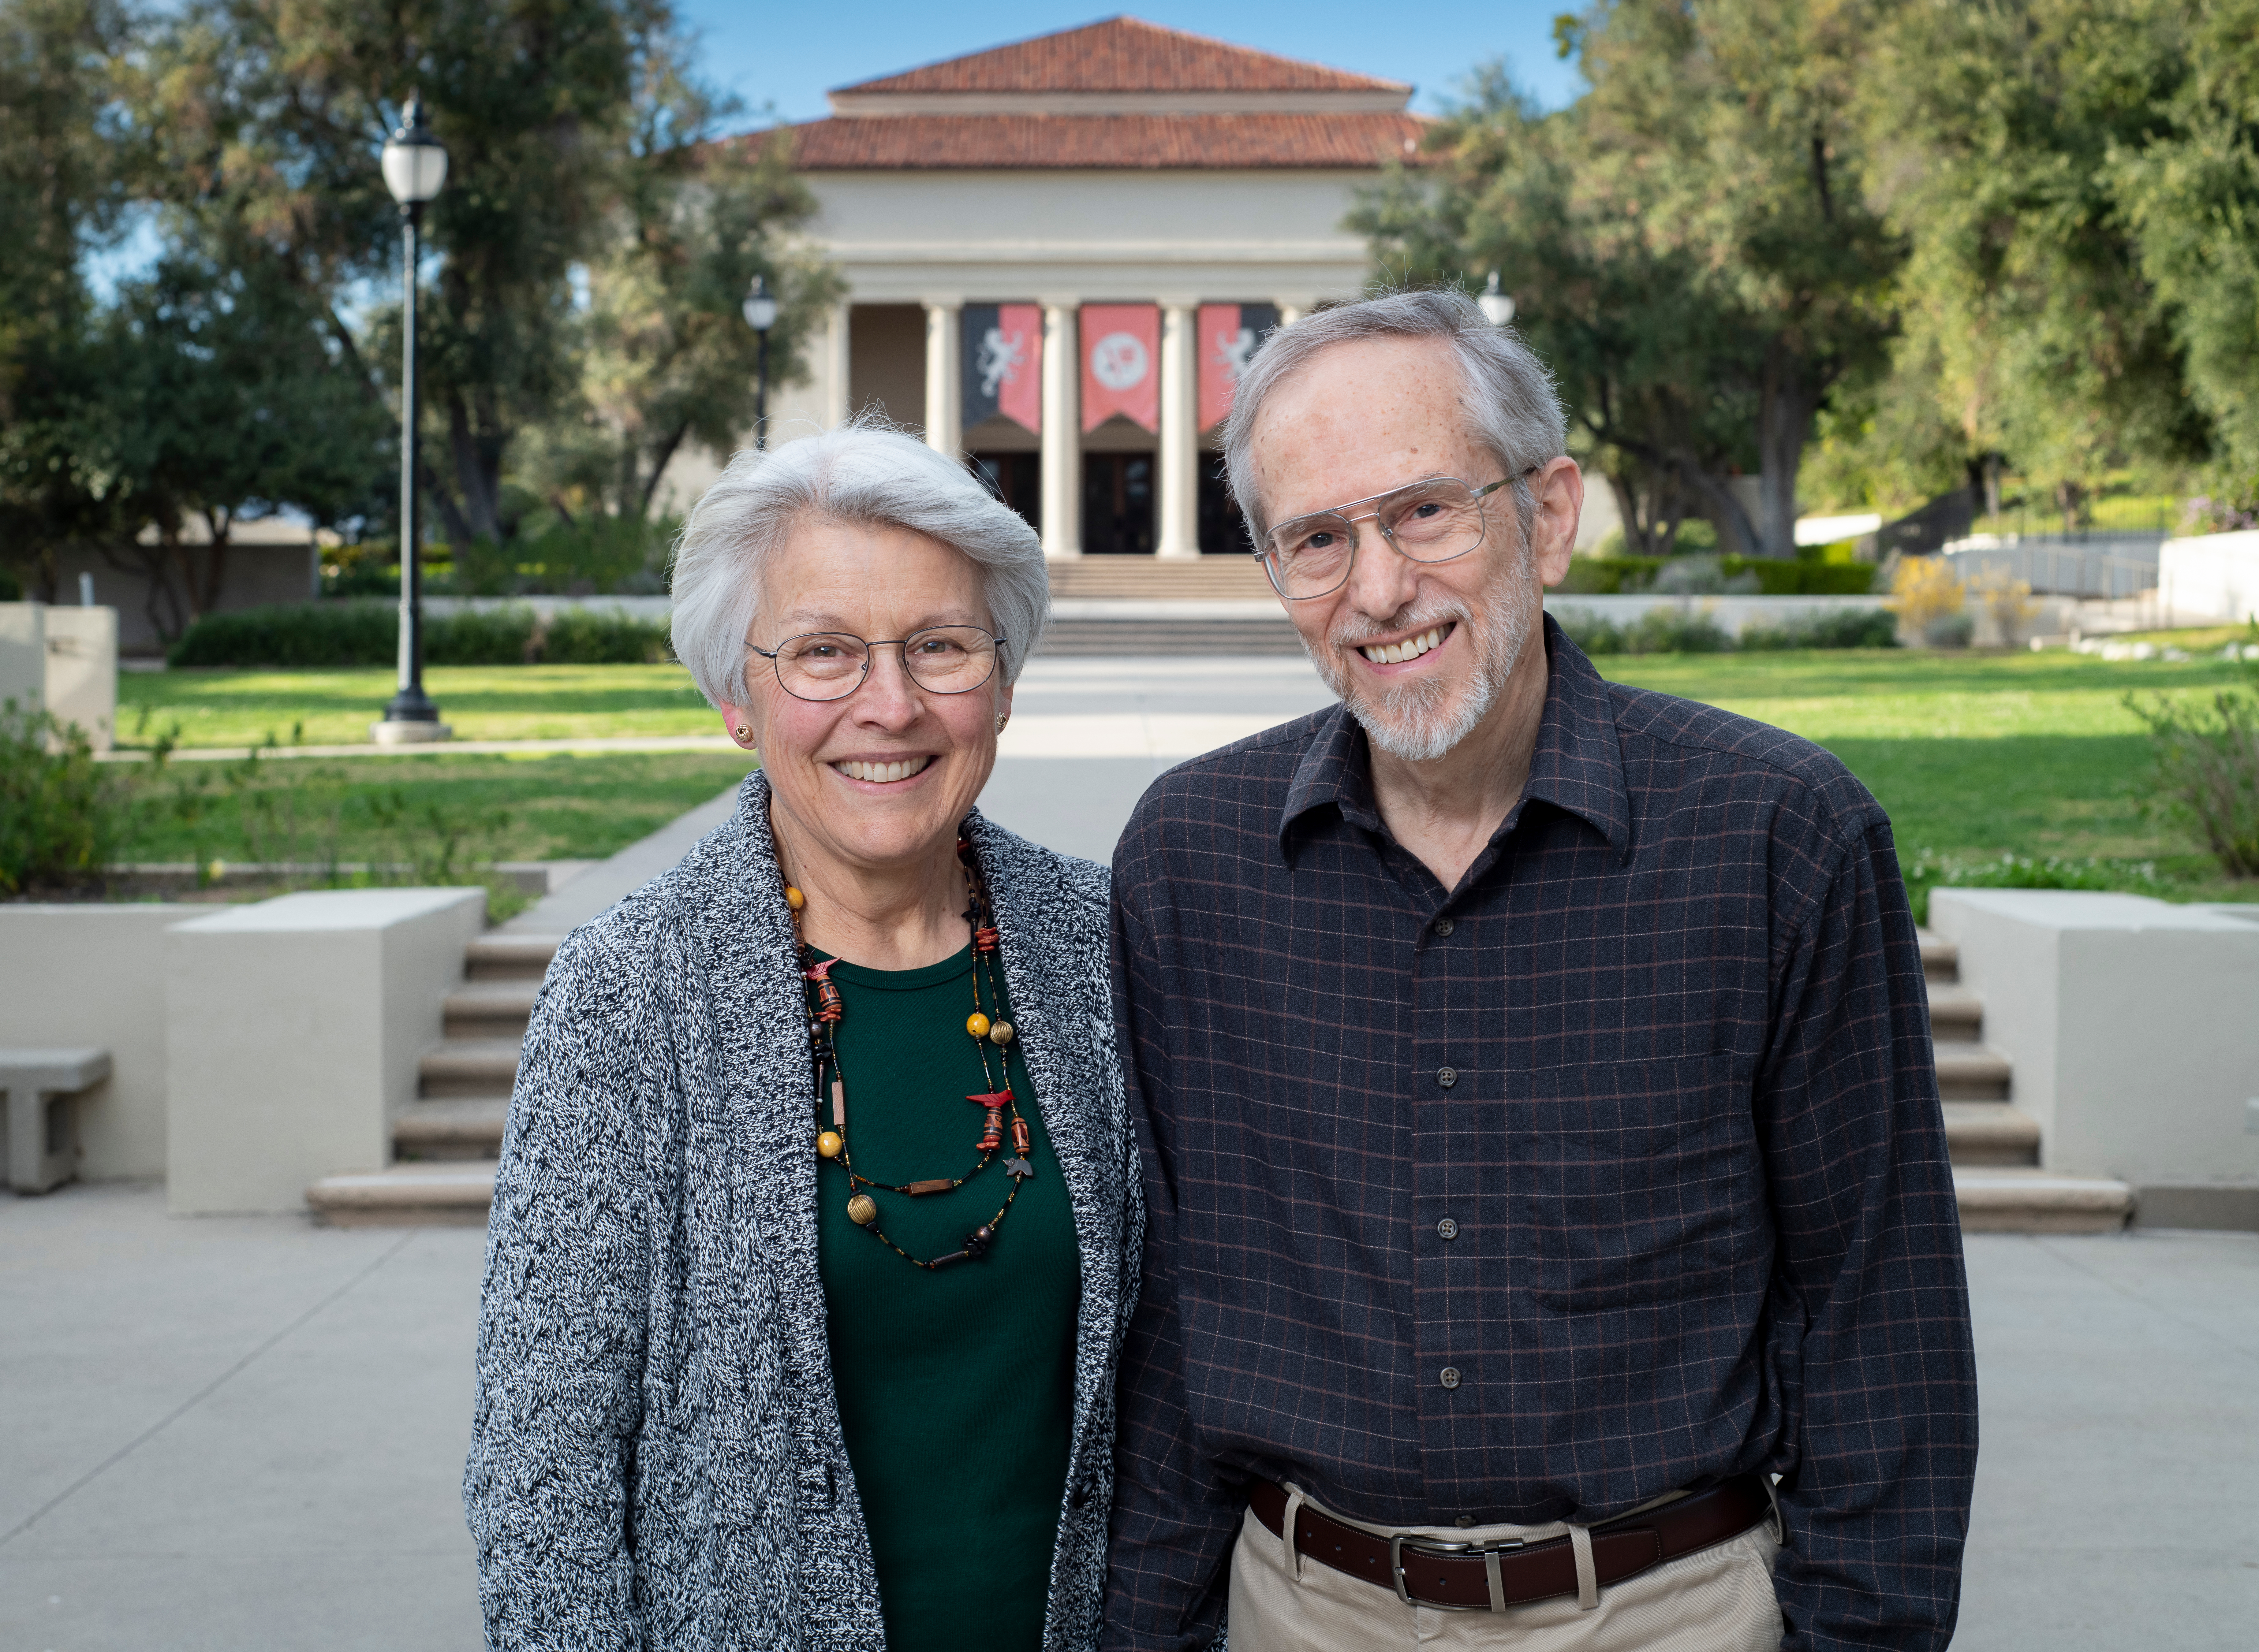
[831,754,937,785]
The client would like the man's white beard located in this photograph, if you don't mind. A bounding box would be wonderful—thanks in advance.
[1308,539,1540,763]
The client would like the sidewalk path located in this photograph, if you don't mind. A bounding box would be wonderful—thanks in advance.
[5,1188,2253,1649]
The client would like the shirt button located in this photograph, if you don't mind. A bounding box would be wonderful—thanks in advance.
[1436,1066,1458,1088]
[1439,1367,1462,1390]
[1433,917,1455,936]
[1437,1218,1459,1240]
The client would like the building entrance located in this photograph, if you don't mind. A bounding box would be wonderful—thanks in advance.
[1083,454,1155,555]
[972,452,1041,535]
[1198,459,1250,556]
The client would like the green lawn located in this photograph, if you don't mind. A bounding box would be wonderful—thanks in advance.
[114,749,759,867]
[119,663,717,748]
[112,648,2258,905]
[1592,649,2257,906]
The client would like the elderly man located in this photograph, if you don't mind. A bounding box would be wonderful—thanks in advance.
[1102,290,1975,1652]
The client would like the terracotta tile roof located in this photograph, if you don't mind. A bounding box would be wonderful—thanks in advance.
[789,111,1428,170]
[836,16,1406,97]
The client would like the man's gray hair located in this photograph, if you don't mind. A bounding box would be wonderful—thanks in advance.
[669,420,1050,710]
[1220,287,1569,550]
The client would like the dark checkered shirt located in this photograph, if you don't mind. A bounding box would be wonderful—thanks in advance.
[1102,618,1976,1651]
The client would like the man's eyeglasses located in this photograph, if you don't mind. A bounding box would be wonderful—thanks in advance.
[748,627,1005,703]
[1254,471,1535,601]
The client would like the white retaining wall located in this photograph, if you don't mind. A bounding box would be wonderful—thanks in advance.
[164,888,485,1215]
[0,601,119,749]
[0,904,209,1180]
[2157,530,2259,625]
[1929,890,2259,1194]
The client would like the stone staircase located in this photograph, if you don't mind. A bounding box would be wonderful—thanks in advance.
[304,925,2132,1233]
[1923,928,2133,1233]
[304,934,557,1227]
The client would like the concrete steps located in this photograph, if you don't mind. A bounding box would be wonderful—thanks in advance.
[1040,617,1303,656]
[1920,927,2132,1231]
[306,934,560,1225]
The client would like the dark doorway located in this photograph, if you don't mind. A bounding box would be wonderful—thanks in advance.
[1198,457,1250,556]
[971,452,1041,536]
[1083,453,1155,554]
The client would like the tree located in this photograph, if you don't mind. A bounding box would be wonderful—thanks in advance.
[2112,0,2259,483]
[515,91,841,529]
[0,0,131,598]
[1858,0,2201,528]
[93,254,393,639]
[1361,2,1901,558]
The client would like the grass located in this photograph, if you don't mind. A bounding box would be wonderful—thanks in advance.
[113,647,2259,905]
[119,664,716,749]
[1593,648,2258,908]
[113,749,759,866]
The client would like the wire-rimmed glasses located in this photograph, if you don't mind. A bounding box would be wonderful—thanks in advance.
[748,626,1006,703]
[1254,472,1530,601]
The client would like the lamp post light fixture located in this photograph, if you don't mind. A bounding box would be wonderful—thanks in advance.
[743,275,777,450]
[373,92,451,745]
[1478,270,1517,328]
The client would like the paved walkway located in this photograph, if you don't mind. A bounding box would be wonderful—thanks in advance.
[4,1182,2253,1649]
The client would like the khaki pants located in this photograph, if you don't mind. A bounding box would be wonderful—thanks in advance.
[1227,1484,1784,1652]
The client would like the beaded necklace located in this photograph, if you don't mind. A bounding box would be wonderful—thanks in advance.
[785,829,1034,1271]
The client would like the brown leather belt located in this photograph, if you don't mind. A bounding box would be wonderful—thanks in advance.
[1246,1473,1771,1612]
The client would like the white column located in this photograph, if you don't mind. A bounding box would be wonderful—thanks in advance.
[923,299,963,456]
[1156,301,1200,558]
[822,301,851,428]
[1276,301,1309,328]
[1040,301,1081,558]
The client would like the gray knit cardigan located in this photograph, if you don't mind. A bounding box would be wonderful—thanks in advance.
[464,770,1142,1650]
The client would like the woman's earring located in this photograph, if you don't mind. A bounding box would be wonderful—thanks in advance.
[733,726,752,744]
[995,713,1009,733]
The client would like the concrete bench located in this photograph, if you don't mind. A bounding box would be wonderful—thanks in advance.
[2,1047,110,1194]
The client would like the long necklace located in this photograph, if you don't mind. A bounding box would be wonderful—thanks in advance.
[784,828,1034,1271]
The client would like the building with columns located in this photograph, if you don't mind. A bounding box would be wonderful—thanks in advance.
[671,17,1427,558]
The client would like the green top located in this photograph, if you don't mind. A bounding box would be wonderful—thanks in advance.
[813,943,1081,1652]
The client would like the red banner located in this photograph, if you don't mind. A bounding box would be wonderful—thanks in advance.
[1080,304,1160,433]
[1197,303,1280,431]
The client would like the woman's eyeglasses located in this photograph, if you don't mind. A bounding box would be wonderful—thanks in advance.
[748,626,1005,703]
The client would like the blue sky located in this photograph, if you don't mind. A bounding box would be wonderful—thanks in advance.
[672,3,1586,125]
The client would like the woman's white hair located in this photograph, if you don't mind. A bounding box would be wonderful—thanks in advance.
[1220,287,1569,551]
[669,419,1050,710]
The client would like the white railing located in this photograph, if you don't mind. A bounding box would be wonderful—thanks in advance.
[1944,540,2160,599]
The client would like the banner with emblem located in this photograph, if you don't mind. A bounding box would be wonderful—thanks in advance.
[1197,303,1279,431]
[961,304,1043,434]
[1080,303,1160,433]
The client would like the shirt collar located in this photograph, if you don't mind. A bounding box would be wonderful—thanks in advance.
[1278,612,1632,861]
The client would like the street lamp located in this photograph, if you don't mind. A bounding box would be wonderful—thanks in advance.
[1478,270,1517,328]
[374,92,450,744]
[743,275,777,450]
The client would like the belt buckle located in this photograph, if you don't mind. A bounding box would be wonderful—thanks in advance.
[1389,1531,1524,1610]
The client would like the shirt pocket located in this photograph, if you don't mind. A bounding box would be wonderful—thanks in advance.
[1507,1054,1761,1316]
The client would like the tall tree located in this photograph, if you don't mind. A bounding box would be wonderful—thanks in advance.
[515,93,841,527]
[0,0,131,597]
[1859,0,2200,527]
[2112,0,2259,483]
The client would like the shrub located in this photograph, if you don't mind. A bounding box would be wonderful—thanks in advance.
[540,607,672,664]
[426,606,538,665]
[1550,606,1626,655]
[167,602,671,668]
[1628,607,1733,654]
[0,699,128,894]
[1923,612,1976,648]
[1738,608,1900,650]
[1967,569,2042,646]
[1891,554,1964,642]
[1557,553,1879,597]
[2125,686,2259,878]
[1900,848,2167,925]
[169,601,397,668]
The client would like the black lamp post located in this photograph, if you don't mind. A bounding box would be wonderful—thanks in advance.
[375,93,450,743]
[743,276,777,450]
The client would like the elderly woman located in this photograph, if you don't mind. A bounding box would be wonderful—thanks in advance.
[464,424,1140,1652]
